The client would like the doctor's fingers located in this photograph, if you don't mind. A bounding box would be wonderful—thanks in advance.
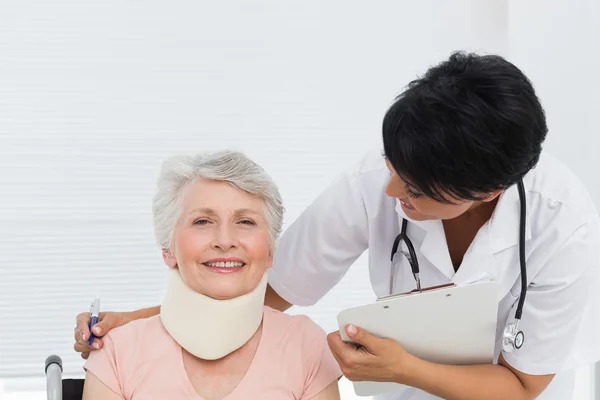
[73,326,103,353]
[74,338,103,359]
[343,325,383,353]
[75,311,92,341]
[327,332,359,365]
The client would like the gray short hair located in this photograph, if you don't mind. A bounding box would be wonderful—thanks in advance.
[152,150,284,250]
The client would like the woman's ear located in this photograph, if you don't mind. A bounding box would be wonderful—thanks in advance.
[265,248,273,270]
[162,248,178,269]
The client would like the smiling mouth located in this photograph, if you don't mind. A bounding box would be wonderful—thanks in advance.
[202,261,246,269]
[399,199,415,210]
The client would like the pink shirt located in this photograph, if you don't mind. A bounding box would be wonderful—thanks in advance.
[84,307,342,399]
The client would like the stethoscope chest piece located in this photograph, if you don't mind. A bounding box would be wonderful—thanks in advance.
[502,321,525,353]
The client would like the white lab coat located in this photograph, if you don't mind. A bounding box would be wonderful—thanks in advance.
[269,149,600,399]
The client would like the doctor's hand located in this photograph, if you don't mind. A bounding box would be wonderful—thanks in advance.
[74,311,132,359]
[326,325,412,383]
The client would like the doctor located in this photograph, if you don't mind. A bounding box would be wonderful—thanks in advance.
[74,52,600,399]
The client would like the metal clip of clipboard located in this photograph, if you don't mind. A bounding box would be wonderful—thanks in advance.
[376,283,456,302]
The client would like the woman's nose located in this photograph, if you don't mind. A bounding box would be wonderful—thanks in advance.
[211,225,237,250]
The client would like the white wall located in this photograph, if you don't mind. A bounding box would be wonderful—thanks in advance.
[508,0,600,206]
[1,0,597,399]
[508,1,600,399]
[0,1,507,397]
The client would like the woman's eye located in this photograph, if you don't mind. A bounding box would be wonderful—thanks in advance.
[194,219,209,225]
[239,219,255,225]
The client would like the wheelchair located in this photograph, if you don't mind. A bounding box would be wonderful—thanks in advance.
[44,355,84,400]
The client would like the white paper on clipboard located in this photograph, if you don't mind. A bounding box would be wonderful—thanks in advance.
[337,280,499,397]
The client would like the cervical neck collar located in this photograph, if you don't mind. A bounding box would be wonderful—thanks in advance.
[160,268,267,360]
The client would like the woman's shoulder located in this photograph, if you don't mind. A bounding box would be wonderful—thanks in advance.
[102,314,174,356]
[105,314,165,341]
[260,307,342,396]
[84,316,182,397]
[263,306,329,344]
[90,315,177,375]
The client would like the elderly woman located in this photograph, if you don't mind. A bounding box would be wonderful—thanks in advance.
[81,151,342,399]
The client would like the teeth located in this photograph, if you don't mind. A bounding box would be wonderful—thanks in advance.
[205,261,244,268]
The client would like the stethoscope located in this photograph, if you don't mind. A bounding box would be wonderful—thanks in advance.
[389,180,528,353]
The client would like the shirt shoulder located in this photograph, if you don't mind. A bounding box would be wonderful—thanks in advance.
[83,316,177,396]
[505,153,600,277]
[349,148,388,174]
[520,153,600,296]
[260,307,342,396]
[262,307,333,364]
[263,306,328,338]
[105,315,169,348]
[102,315,177,376]
[345,148,396,210]
[528,152,598,220]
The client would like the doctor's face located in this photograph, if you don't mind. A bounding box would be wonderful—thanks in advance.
[163,178,272,300]
[384,159,483,221]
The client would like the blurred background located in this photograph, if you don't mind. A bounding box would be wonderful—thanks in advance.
[0,0,598,399]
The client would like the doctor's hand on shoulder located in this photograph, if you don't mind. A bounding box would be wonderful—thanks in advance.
[73,308,155,359]
[72,286,291,359]
[327,325,554,400]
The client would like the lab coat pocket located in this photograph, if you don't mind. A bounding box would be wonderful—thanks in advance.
[508,278,522,300]
[503,278,521,319]
[496,284,521,333]
[494,288,521,361]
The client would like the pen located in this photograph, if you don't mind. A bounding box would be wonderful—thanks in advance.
[88,296,100,346]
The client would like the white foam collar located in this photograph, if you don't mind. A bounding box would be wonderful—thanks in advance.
[160,268,267,360]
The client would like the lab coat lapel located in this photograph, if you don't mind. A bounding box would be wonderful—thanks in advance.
[394,200,455,281]
[451,222,496,286]
[454,180,533,295]
[393,177,533,285]
[485,180,533,298]
[488,181,532,253]
[419,222,455,280]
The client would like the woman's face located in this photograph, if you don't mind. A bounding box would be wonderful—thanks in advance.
[163,178,272,300]
[384,159,498,221]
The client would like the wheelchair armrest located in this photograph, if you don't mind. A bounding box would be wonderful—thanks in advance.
[45,355,63,400]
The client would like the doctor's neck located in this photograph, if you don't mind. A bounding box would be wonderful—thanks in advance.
[456,196,500,223]
[442,187,503,223]
[443,191,502,220]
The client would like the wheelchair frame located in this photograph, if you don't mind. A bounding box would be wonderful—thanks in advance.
[44,355,84,400]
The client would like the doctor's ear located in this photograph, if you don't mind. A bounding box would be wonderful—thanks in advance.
[162,248,178,269]
[481,190,503,202]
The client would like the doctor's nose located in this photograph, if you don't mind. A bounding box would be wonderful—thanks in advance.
[385,178,404,199]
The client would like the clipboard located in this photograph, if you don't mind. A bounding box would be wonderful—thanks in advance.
[337,280,499,397]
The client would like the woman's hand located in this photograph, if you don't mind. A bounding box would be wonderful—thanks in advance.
[326,324,413,384]
[74,311,132,359]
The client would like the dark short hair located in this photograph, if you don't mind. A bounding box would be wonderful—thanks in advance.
[382,51,547,203]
